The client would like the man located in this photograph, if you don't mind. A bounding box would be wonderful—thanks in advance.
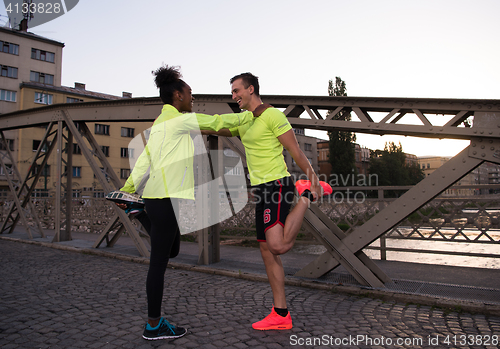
[208,73,321,330]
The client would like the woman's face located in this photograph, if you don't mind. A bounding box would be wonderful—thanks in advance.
[179,84,194,112]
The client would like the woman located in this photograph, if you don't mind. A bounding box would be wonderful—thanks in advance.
[120,65,268,340]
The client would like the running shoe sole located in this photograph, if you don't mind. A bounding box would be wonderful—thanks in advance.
[105,190,144,207]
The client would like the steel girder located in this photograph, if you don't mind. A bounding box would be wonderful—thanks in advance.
[52,120,73,242]
[0,124,57,238]
[0,131,46,238]
[59,110,150,257]
[1,96,499,286]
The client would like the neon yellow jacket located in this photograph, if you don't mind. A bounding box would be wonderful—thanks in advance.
[121,104,254,200]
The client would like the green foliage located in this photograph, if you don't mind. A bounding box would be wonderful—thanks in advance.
[327,77,357,183]
[407,206,451,223]
[180,234,196,242]
[336,223,350,232]
[368,141,424,194]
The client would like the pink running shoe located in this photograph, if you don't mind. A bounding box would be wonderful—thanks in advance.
[252,306,293,330]
[295,180,333,199]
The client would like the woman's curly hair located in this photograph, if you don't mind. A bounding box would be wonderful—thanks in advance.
[152,65,186,104]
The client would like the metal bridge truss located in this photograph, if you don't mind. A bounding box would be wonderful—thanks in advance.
[1,95,499,288]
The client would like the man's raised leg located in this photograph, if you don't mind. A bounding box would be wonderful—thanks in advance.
[265,196,310,255]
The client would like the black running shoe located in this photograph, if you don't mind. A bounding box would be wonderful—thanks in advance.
[142,317,187,340]
[105,190,145,212]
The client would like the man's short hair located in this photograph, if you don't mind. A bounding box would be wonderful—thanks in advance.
[230,73,260,96]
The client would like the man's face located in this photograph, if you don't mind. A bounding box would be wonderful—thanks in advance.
[231,78,252,110]
[180,84,194,112]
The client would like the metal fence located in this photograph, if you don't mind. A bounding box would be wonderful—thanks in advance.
[2,185,500,262]
[219,184,500,262]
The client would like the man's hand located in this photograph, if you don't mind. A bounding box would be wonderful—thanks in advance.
[116,203,127,210]
[252,103,273,117]
[310,183,321,202]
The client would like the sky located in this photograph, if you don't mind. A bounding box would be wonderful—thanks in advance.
[2,0,499,157]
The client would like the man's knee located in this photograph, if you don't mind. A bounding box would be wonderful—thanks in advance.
[264,226,290,255]
[266,239,289,255]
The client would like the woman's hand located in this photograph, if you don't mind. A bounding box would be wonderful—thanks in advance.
[252,103,273,117]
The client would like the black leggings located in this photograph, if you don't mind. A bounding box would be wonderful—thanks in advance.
[143,198,180,320]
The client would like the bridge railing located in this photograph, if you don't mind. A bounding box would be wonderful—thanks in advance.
[220,184,500,261]
[4,184,499,262]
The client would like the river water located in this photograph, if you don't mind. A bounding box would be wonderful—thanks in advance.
[291,229,500,270]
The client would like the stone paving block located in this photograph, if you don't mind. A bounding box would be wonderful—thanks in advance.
[1,344,19,349]
[1,240,500,348]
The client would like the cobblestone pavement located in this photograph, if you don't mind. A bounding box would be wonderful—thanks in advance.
[1,240,500,349]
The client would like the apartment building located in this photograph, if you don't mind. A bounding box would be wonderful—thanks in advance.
[417,156,500,196]
[0,25,149,197]
[317,140,371,180]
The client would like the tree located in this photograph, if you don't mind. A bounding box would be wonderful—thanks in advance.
[327,77,357,186]
[368,142,424,195]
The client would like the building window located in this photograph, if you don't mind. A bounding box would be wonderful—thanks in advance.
[72,166,81,178]
[427,163,430,169]
[0,41,19,55]
[32,189,49,198]
[304,143,312,151]
[0,164,12,176]
[94,168,109,181]
[0,138,14,151]
[120,169,131,179]
[1,65,18,78]
[0,89,16,102]
[121,148,134,158]
[34,92,53,105]
[42,165,50,177]
[93,191,105,198]
[66,97,83,103]
[101,145,109,157]
[31,48,55,63]
[31,164,50,177]
[121,127,134,138]
[72,143,81,154]
[30,71,54,85]
[32,140,49,152]
[94,124,110,135]
[95,124,110,135]
[224,166,242,176]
